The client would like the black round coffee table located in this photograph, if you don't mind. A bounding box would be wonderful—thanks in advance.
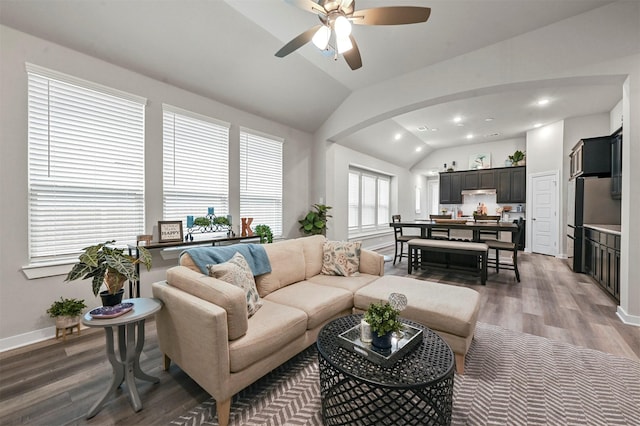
[316,314,454,425]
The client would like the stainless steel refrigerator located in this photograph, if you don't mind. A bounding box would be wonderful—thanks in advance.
[567,177,621,272]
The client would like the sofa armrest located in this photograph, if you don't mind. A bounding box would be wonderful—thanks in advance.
[152,281,232,400]
[359,249,385,276]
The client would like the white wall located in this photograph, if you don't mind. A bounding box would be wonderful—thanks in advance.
[610,99,623,133]
[0,26,314,349]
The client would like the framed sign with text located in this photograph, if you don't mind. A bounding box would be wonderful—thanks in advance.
[158,221,184,243]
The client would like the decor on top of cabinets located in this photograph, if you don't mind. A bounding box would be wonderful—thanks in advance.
[508,150,525,166]
[469,153,491,169]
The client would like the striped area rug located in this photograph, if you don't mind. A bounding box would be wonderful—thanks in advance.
[171,323,640,426]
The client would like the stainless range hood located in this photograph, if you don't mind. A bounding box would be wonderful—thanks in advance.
[461,189,497,196]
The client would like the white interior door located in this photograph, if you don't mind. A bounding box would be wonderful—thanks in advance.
[531,172,558,256]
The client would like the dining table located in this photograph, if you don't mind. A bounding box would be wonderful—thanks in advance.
[390,219,518,242]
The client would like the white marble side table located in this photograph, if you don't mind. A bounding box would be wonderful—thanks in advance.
[82,297,162,419]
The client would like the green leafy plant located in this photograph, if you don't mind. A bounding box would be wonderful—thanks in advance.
[46,297,87,318]
[213,216,230,226]
[254,224,273,244]
[298,204,332,235]
[65,240,152,296]
[509,150,525,164]
[364,301,402,337]
[194,217,211,227]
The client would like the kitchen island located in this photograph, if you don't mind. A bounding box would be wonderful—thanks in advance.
[583,224,621,302]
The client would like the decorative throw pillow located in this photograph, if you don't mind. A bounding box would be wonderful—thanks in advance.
[207,252,262,317]
[321,241,361,277]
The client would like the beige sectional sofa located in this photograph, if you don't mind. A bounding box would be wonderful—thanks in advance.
[151,235,480,426]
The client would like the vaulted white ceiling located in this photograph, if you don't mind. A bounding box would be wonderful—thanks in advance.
[0,0,623,168]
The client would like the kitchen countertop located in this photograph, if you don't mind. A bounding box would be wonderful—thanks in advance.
[583,224,621,235]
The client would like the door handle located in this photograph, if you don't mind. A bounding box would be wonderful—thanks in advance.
[532,218,536,221]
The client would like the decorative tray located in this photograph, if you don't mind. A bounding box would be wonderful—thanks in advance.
[434,219,468,224]
[337,322,423,367]
[89,302,134,319]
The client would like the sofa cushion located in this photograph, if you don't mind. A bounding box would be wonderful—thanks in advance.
[228,300,308,372]
[166,266,248,340]
[207,252,262,317]
[264,281,353,329]
[321,240,361,277]
[307,273,380,294]
[255,239,306,297]
[299,235,326,278]
[354,275,480,338]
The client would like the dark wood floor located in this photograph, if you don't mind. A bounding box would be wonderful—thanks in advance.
[1,250,638,425]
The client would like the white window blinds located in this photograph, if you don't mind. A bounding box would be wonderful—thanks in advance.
[348,166,391,235]
[27,64,146,262]
[163,106,229,226]
[240,129,283,236]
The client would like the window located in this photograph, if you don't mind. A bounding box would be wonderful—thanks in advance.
[163,106,229,227]
[240,128,283,236]
[27,64,146,262]
[348,167,391,235]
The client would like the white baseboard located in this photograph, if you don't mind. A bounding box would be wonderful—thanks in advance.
[616,306,640,327]
[0,327,55,352]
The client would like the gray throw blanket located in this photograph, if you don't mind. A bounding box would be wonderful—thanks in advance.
[181,244,272,276]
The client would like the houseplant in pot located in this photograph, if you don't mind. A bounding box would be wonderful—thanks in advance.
[254,224,273,244]
[298,204,332,236]
[47,297,87,330]
[508,150,526,166]
[364,301,402,349]
[65,240,152,306]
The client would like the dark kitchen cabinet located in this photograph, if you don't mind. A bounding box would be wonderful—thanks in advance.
[582,227,620,302]
[496,166,526,203]
[478,170,495,189]
[462,172,478,190]
[610,132,622,199]
[569,136,612,179]
[439,172,462,204]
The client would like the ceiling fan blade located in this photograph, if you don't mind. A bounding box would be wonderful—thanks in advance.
[275,24,323,58]
[285,0,326,16]
[351,6,431,25]
[343,35,362,70]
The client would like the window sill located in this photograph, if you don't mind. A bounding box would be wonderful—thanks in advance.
[22,260,76,280]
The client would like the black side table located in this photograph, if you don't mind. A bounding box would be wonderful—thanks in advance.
[82,298,162,418]
[317,315,454,425]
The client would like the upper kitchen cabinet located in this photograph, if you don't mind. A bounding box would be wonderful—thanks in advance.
[478,170,495,189]
[439,172,463,204]
[610,131,622,199]
[460,169,494,191]
[569,136,612,179]
[496,166,526,203]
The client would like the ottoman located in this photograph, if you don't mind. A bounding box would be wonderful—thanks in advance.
[353,275,481,374]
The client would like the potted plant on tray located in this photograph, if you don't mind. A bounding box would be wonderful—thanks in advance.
[65,240,152,306]
[47,297,87,330]
[364,301,402,349]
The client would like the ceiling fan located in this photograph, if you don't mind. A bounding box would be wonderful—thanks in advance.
[275,0,431,70]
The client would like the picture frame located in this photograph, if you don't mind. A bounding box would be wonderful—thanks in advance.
[469,153,491,170]
[158,221,183,243]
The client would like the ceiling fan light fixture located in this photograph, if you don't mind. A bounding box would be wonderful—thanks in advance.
[312,25,331,50]
[336,35,353,54]
[334,15,352,37]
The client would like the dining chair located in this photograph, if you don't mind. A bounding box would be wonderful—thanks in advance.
[475,214,501,241]
[429,214,452,240]
[392,214,412,265]
[486,218,524,282]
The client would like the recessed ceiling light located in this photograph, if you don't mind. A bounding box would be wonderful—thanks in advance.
[394,133,402,140]
[485,117,494,122]
[453,116,462,123]
[466,134,474,139]
[431,128,439,132]
[417,126,428,132]
[537,98,550,106]
[415,146,423,152]
[534,123,542,128]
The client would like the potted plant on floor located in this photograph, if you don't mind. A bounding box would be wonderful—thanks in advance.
[254,224,273,244]
[47,297,87,331]
[65,240,152,306]
[298,204,332,236]
[364,301,402,349]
